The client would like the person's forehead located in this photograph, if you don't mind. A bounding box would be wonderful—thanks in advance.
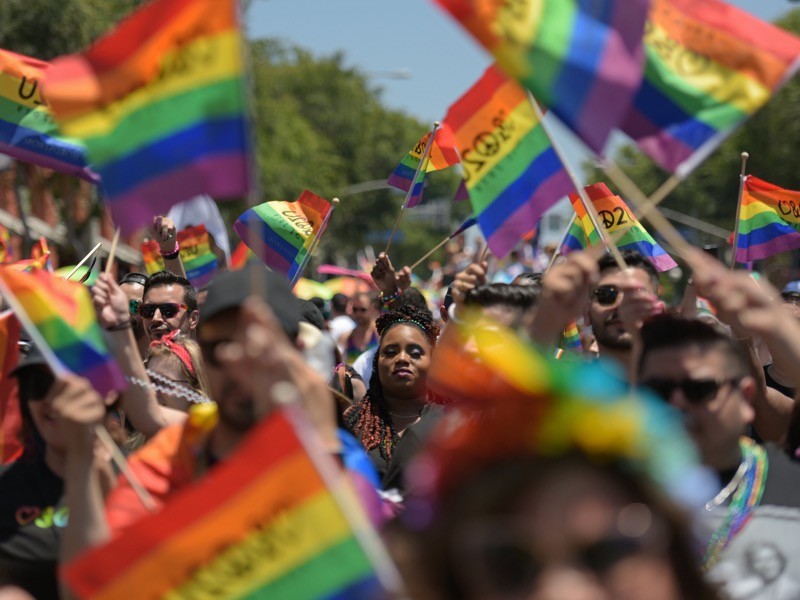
[381,323,428,346]
[640,344,727,378]
[144,284,185,303]
[120,282,144,301]
[598,267,656,291]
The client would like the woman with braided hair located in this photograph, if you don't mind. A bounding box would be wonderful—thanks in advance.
[344,305,442,494]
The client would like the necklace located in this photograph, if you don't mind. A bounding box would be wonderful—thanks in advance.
[702,437,768,570]
[388,408,423,420]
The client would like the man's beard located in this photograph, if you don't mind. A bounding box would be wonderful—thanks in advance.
[590,315,632,351]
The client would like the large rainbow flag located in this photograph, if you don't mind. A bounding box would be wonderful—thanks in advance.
[234,190,332,282]
[43,0,251,234]
[735,176,800,263]
[620,0,800,178]
[444,65,573,257]
[63,409,383,599]
[0,49,95,181]
[141,224,218,289]
[0,267,124,395]
[562,183,677,272]
[387,125,460,207]
[434,0,650,153]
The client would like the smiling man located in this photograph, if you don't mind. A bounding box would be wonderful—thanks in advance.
[140,271,199,341]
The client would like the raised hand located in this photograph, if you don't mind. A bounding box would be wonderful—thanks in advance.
[152,215,178,255]
[91,272,130,330]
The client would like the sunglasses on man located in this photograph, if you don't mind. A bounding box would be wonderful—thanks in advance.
[640,377,741,405]
[139,302,188,319]
[592,285,620,306]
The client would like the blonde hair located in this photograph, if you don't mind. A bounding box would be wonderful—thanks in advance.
[145,337,211,402]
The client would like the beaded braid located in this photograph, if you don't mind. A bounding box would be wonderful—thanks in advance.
[344,305,441,461]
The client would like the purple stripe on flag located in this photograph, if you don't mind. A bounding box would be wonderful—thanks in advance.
[81,360,126,397]
[232,221,294,277]
[735,234,800,263]
[486,170,573,257]
[621,108,695,174]
[575,0,649,153]
[0,140,99,183]
[107,153,248,234]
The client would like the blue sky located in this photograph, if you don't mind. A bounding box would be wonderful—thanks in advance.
[248,0,792,125]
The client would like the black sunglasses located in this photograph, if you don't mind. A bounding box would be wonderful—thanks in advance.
[641,377,740,405]
[139,302,187,319]
[17,369,56,403]
[199,338,229,368]
[592,285,619,306]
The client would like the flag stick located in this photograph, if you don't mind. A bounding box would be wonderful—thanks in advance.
[627,175,681,223]
[64,242,103,281]
[527,97,628,271]
[384,122,440,254]
[290,197,339,287]
[601,160,692,257]
[410,236,451,270]
[103,228,120,275]
[95,425,156,511]
[729,152,750,270]
[274,383,406,597]
[0,273,156,511]
[545,214,576,273]
[478,244,490,264]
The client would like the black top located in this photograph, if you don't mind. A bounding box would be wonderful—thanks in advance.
[368,404,445,494]
[0,455,65,599]
[763,364,795,399]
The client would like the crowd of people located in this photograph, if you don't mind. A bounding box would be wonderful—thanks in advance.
[3,213,800,599]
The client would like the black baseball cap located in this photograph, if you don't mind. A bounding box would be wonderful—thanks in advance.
[200,264,301,340]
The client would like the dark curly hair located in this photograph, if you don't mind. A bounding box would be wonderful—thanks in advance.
[344,306,440,461]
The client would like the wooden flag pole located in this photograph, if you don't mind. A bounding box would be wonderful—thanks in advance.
[545,214,577,273]
[290,197,339,287]
[103,228,120,275]
[64,242,103,281]
[409,236,452,271]
[527,97,628,271]
[384,122,440,254]
[729,152,750,270]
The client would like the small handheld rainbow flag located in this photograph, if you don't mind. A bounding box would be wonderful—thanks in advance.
[0,49,96,181]
[0,267,124,395]
[234,190,332,282]
[141,224,218,289]
[444,65,573,258]
[44,0,251,234]
[63,409,385,599]
[30,237,53,272]
[620,0,800,178]
[561,183,677,272]
[229,241,253,270]
[387,125,460,207]
[735,176,800,263]
[561,320,582,352]
[435,0,650,153]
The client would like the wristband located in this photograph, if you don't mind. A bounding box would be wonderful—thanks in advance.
[379,288,402,305]
[105,320,132,332]
[160,240,180,259]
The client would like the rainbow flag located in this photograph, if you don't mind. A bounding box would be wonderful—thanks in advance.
[44,0,251,234]
[561,320,582,351]
[63,409,383,599]
[561,183,677,272]
[30,237,53,271]
[387,125,460,207]
[735,176,800,263]
[620,0,800,177]
[0,49,96,181]
[444,65,573,258]
[0,267,124,395]
[435,0,650,153]
[234,190,332,282]
[141,224,218,288]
